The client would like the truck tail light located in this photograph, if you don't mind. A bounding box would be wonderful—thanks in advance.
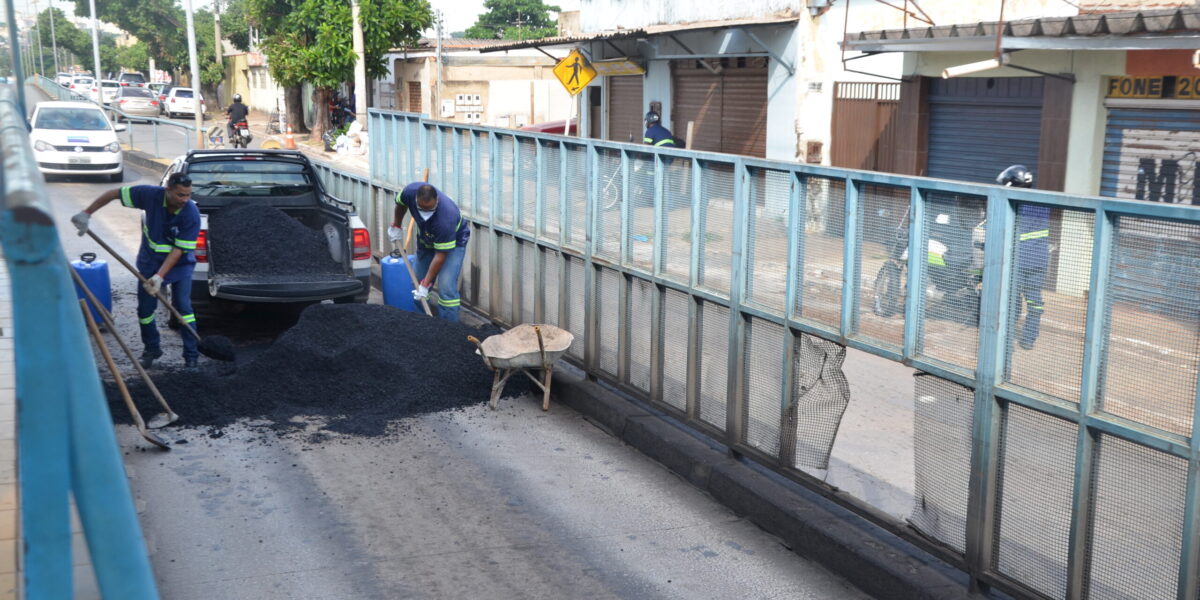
[352,228,370,261]
[195,230,208,263]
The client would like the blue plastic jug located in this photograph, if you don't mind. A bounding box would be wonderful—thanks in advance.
[72,252,112,324]
[381,251,418,312]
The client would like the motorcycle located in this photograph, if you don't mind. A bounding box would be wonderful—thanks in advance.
[230,120,252,148]
[872,205,985,324]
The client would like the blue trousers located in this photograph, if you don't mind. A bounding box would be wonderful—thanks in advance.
[137,265,198,359]
[415,245,466,322]
[1013,266,1046,347]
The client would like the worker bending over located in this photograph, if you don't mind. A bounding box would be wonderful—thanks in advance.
[72,173,202,368]
[388,183,470,322]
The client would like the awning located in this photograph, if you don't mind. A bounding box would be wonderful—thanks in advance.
[843,7,1200,53]
[478,12,801,54]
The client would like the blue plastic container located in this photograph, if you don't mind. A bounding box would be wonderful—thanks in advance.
[381,252,418,312]
[72,252,112,324]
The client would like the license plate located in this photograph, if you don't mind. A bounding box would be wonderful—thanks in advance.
[68,156,90,164]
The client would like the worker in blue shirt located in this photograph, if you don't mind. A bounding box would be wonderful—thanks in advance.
[72,173,202,368]
[387,182,471,322]
[643,111,679,148]
[997,165,1050,350]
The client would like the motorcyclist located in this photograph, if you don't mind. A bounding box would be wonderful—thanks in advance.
[642,111,678,148]
[225,93,249,143]
[997,165,1050,350]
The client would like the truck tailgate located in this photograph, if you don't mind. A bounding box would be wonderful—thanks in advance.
[210,273,363,302]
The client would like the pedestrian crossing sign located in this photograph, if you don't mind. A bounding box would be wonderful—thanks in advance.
[552,49,596,96]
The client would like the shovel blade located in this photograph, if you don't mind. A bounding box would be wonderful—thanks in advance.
[146,412,179,429]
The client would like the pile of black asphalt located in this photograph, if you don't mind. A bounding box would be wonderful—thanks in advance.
[207,202,344,276]
[104,303,528,440]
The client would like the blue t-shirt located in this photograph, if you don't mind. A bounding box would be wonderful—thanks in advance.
[395,183,470,250]
[643,124,678,148]
[120,185,201,281]
[1016,204,1050,270]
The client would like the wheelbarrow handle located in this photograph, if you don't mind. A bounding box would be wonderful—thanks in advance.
[466,335,494,371]
[534,326,547,370]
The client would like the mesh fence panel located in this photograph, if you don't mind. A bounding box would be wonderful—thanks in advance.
[565,257,586,361]
[1006,207,1093,403]
[698,301,729,432]
[628,152,656,272]
[461,227,475,305]
[910,373,974,553]
[595,149,623,261]
[520,240,536,325]
[744,317,784,457]
[441,127,455,198]
[797,177,845,328]
[920,192,986,372]
[541,248,561,325]
[746,169,792,316]
[473,226,491,313]
[661,158,693,284]
[790,334,850,470]
[542,141,562,242]
[629,277,654,393]
[564,143,588,251]
[598,268,621,378]
[993,404,1076,599]
[424,124,439,185]
[857,184,910,347]
[699,162,735,297]
[1099,217,1200,437]
[497,235,515,324]
[517,139,537,234]
[1086,434,1187,600]
[497,136,515,227]
[458,131,475,218]
[660,288,690,413]
[476,132,491,221]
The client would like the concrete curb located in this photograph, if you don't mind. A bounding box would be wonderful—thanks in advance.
[124,149,171,173]
[552,370,978,600]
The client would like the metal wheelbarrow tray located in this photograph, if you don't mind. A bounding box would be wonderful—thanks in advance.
[467,324,574,411]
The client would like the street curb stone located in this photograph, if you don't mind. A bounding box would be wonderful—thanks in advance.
[552,371,978,600]
[124,149,171,173]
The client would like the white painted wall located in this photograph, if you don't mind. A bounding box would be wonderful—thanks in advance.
[579,0,798,32]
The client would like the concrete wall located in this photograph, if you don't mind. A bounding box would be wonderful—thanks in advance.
[579,0,798,32]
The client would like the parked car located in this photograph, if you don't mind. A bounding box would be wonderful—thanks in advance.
[153,84,174,114]
[164,87,202,119]
[68,76,98,102]
[519,119,578,135]
[113,86,160,121]
[117,71,147,87]
[28,101,125,182]
[55,72,73,87]
[99,79,121,105]
[163,149,372,306]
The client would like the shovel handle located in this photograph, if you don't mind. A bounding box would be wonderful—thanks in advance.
[80,301,167,449]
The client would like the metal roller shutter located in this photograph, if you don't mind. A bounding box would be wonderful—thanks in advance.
[927,77,1043,184]
[607,75,644,143]
[671,58,768,157]
[1101,107,1200,203]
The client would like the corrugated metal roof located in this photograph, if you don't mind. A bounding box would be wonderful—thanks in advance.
[389,38,519,52]
[844,7,1200,52]
[477,12,801,53]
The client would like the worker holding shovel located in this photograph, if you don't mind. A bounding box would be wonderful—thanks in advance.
[388,182,470,322]
[72,173,203,369]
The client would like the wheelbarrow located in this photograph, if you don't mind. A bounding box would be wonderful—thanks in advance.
[467,324,574,411]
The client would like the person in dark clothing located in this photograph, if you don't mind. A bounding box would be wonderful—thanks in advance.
[997,164,1050,350]
[643,111,678,148]
[225,93,250,141]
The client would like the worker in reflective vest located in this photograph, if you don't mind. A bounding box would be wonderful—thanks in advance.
[643,111,679,148]
[387,183,471,322]
[71,173,202,368]
[997,165,1050,350]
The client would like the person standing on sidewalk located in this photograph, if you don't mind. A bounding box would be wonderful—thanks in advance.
[997,164,1050,350]
[387,183,470,322]
[70,173,202,368]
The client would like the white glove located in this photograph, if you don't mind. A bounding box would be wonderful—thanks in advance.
[412,284,429,301]
[143,274,163,296]
[387,225,404,243]
[71,211,91,236]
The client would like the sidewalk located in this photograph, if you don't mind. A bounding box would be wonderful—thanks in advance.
[245,108,369,178]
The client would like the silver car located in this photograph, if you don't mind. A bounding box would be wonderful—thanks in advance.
[113,87,159,122]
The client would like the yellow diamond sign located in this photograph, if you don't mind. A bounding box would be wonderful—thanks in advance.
[553,49,596,96]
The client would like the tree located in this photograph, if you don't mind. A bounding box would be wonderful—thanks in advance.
[247,0,431,139]
[464,0,560,41]
[221,0,252,53]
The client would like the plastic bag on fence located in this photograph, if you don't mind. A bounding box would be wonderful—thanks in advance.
[788,334,851,470]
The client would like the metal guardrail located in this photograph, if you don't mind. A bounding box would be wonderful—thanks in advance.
[31,75,198,156]
[0,85,158,597]
[337,108,1200,600]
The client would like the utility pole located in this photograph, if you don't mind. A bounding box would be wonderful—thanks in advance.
[30,0,44,75]
[185,0,203,147]
[5,0,27,116]
[48,0,58,76]
[435,9,442,120]
[350,0,366,127]
[87,0,100,79]
[213,0,222,106]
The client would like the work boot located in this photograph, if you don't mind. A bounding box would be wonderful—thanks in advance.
[140,347,163,369]
[183,356,199,370]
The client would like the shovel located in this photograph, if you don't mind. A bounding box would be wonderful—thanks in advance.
[396,167,433,316]
[85,229,235,362]
[79,300,169,450]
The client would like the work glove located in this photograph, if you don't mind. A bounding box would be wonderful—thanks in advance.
[387,225,404,243]
[143,274,164,296]
[412,284,429,301]
[71,211,91,236]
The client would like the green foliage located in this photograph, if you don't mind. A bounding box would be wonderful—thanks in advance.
[248,0,432,88]
[115,42,149,71]
[67,0,224,84]
[221,0,252,52]
[464,0,560,41]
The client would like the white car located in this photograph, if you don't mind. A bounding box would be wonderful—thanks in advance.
[55,72,73,87]
[99,80,121,105]
[67,76,98,103]
[164,87,202,118]
[29,101,126,182]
